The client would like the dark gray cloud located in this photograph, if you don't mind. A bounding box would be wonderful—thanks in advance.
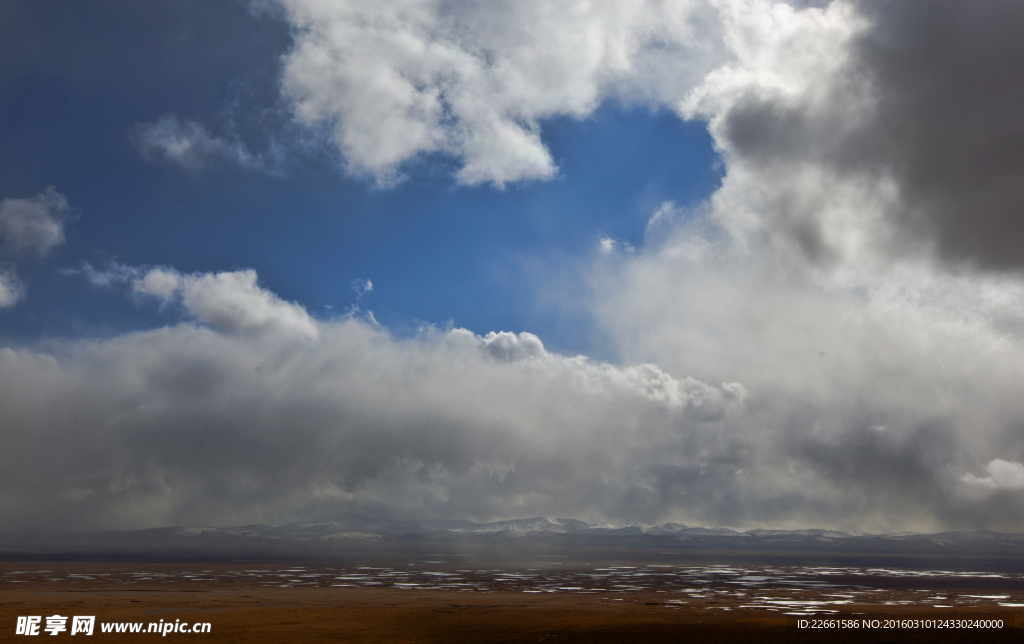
[694,0,1024,270]
[857,0,1024,269]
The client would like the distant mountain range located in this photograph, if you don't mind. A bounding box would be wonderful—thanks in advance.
[4,514,1024,567]
[146,512,1024,547]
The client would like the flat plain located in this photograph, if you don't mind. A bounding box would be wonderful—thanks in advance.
[2,561,1022,643]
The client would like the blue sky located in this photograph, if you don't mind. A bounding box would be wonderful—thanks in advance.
[0,1,721,356]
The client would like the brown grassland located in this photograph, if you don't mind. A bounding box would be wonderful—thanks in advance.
[2,562,1023,643]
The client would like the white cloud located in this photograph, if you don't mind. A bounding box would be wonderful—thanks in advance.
[480,330,546,362]
[133,113,261,170]
[645,201,681,234]
[133,267,319,342]
[133,267,183,301]
[0,269,23,308]
[351,278,373,298]
[962,460,1024,491]
[79,263,319,342]
[0,187,73,307]
[0,186,71,258]
[274,0,726,186]
[598,237,635,255]
[75,261,140,289]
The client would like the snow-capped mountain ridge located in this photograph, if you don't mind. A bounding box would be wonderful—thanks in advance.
[157,514,1024,545]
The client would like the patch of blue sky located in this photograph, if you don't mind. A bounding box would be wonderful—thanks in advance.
[0,1,722,358]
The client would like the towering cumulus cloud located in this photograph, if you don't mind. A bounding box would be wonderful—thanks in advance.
[597,0,1024,532]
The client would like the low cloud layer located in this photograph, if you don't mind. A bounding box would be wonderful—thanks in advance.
[9,255,1024,532]
[0,318,748,532]
[5,274,1022,533]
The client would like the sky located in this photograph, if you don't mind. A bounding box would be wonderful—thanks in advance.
[2,0,1024,534]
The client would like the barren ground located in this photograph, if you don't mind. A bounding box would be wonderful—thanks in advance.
[2,562,1021,643]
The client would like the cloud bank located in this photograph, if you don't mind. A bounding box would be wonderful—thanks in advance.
[12,246,1024,533]
[0,317,748,531]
